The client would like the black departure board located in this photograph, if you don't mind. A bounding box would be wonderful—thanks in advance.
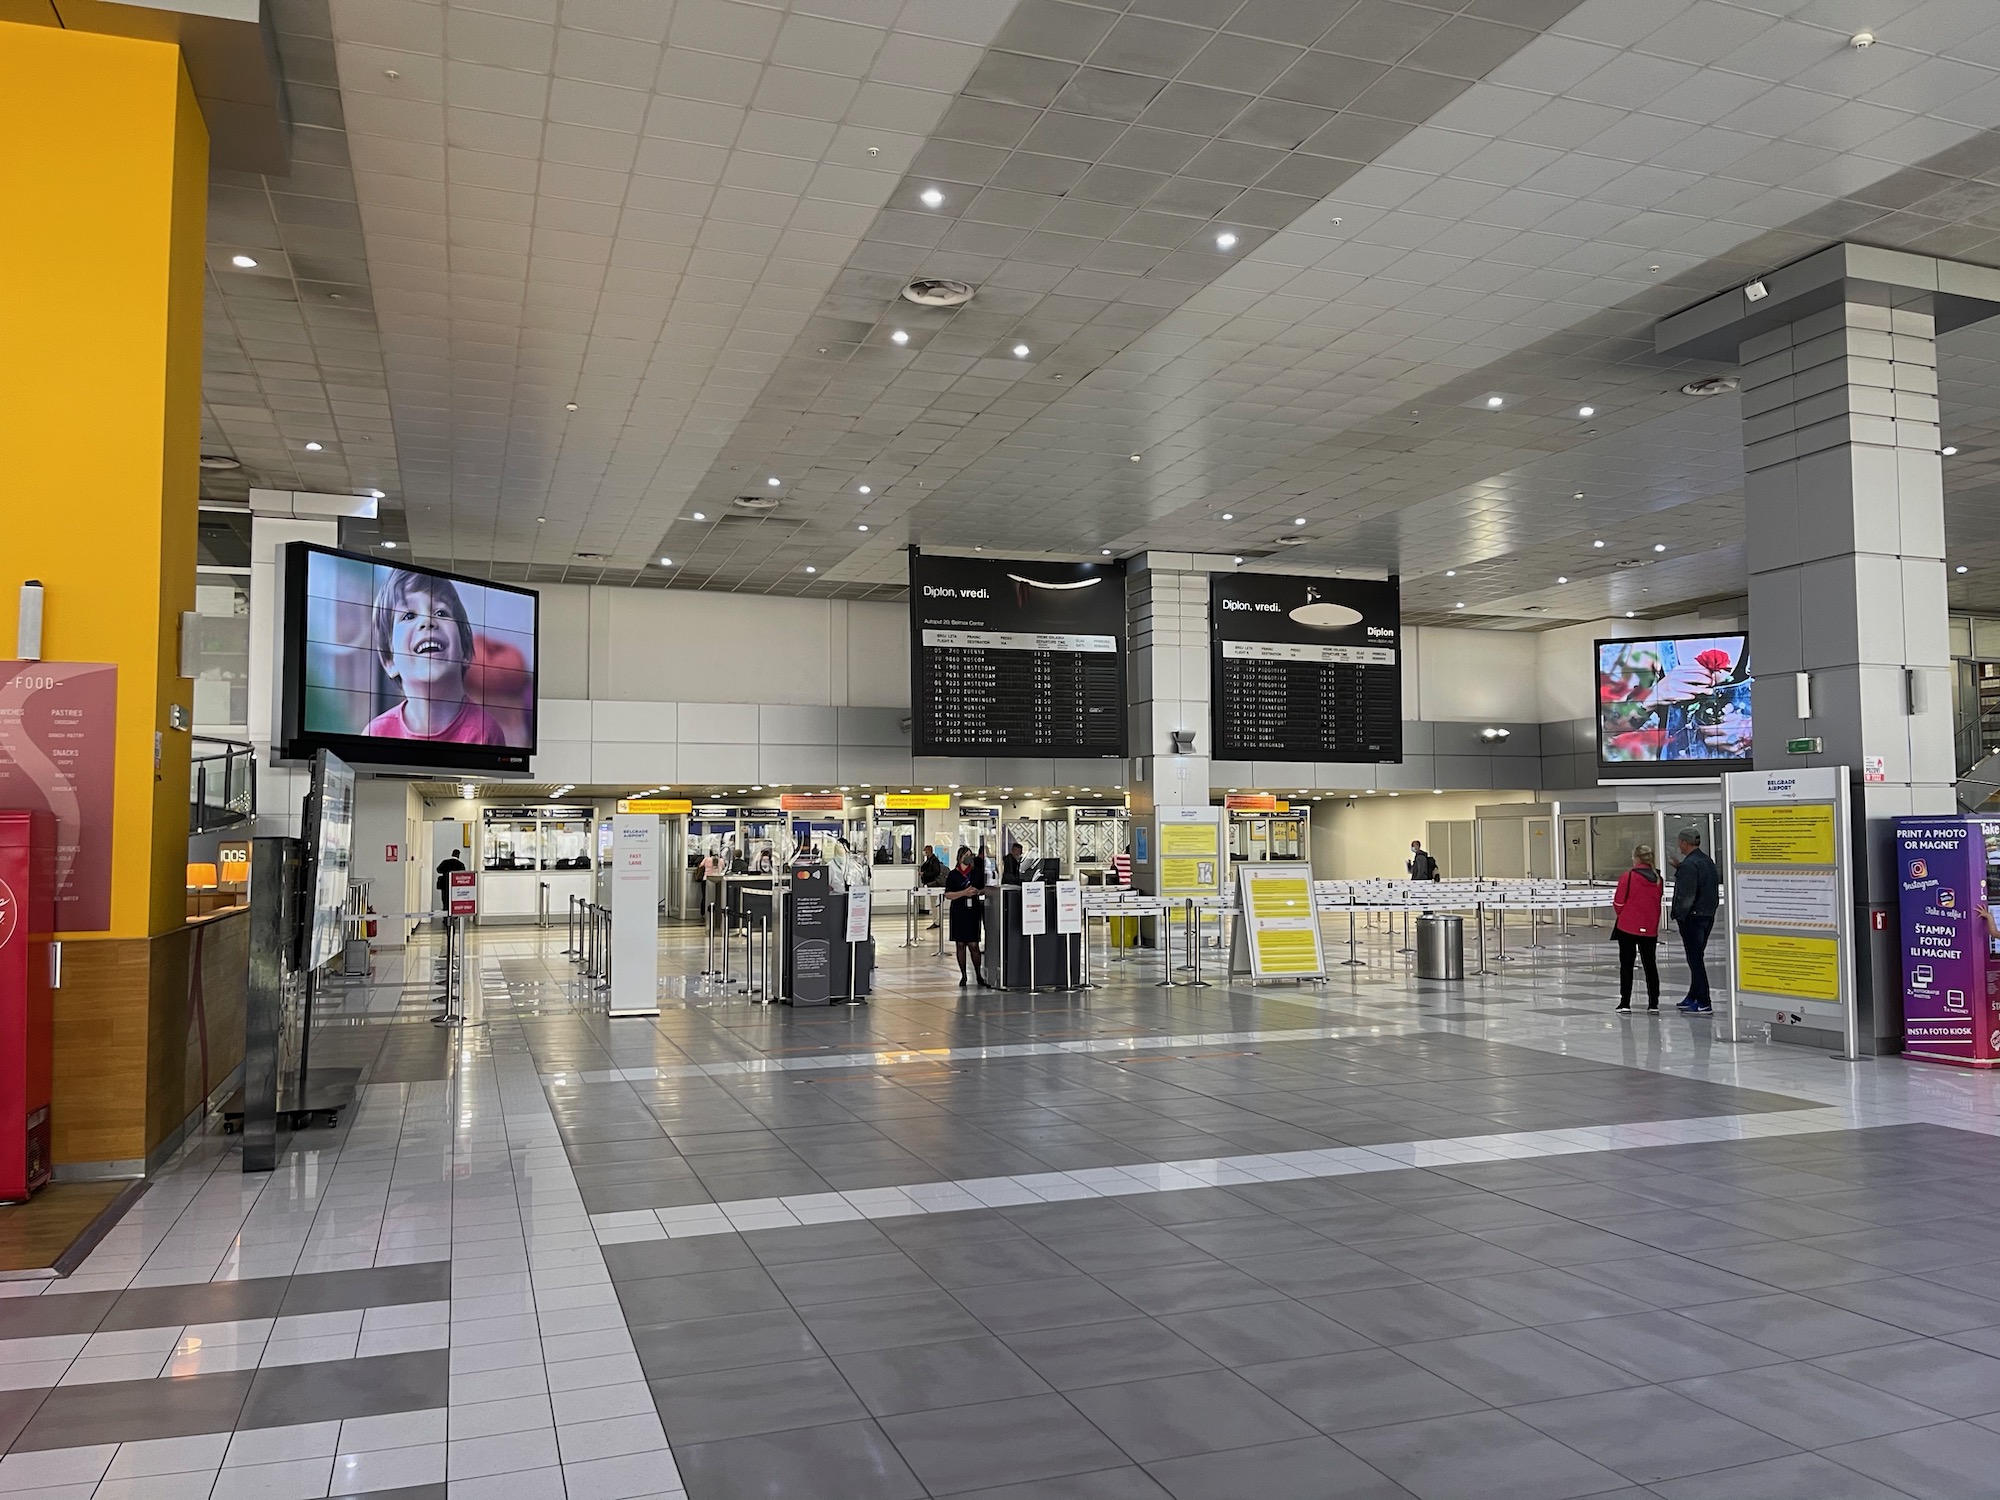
[909,551,1126,758]
[1211,573,1402,763]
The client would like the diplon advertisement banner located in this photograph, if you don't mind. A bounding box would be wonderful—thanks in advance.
[0,662,117,932]
[1896,817,2000,1068]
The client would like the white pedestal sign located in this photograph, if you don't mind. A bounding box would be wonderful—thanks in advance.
[609,814,660,1017]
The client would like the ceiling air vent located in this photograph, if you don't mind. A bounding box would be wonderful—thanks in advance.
[1680,376,1739,396]
[901,278,975,307]
[731,494,782,514]
[574,551,610,560]
[1274,534,1310,546]
[199,454,242,470]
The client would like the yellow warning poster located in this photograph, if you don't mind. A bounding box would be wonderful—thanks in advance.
[1159,818,1221,895]
[1733,804,1836,866]
[1736,932,1840,1002]
[1237,864,1325,977]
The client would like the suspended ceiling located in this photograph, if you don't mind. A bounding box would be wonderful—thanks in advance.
[196,0,2000,625]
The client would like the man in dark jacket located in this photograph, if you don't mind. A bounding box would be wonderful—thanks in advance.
[919,844,945,929]
[1407,840,1440,881]
[1672,830,1721,1013]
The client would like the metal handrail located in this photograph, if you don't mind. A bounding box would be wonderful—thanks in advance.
[189,736,256,833]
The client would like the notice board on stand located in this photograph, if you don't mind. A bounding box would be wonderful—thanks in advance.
[1721,767,1855,1053]
[1230,863,1326,979]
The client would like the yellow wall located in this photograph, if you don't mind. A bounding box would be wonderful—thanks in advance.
[1309,790,1538,880]
[0,21,206,940]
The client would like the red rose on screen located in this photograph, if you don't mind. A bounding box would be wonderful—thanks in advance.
[1611,729,1666,758]
[1695,649,1732,673]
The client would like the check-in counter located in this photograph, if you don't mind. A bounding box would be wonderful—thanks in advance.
[478,867,592,922]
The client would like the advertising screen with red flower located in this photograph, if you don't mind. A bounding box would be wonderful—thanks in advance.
[278,543,538,774]
[1596,634,1751,778]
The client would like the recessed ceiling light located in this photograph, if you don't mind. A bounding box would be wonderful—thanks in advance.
[1593,539,1605,548]
[1850,29,1875,47]
[1012,344,1030,357]
[857,484,871,494]
[565,402,578,411]
[857,524,869,532]
[1943,446,1958,456]
[691,511,705,520]
[381,540,397,548]
[304,441,323,451]
[1578,405,1595,417]
[1485,396,1503,408]
[660,556,673,566]
[1625,610,1636,618]
[230,254,258,268]
[1445,569,1456,577]
[1956,564,1969,574]
[919,187,945,208]
[1454,602,1465,608]
[1233,555,1243,563]
[1652,543,1666,552]
[804,565,817,574]
[1129,454,1141,462]
[365,489,385,499]
[1215,231,1238,249]
[891,329,909,344]
[1556,576,1568,584]
[537,516,546,523]
[1221,512,1234,521]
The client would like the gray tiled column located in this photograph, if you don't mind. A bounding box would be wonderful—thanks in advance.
[1124,554,1212,818]
[1739,302,1954,1050]
[1657,245,2000,1053]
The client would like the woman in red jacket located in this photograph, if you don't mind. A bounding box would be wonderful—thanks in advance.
[1612,844,1664,1011]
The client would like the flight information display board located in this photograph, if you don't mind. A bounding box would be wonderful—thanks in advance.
[1210,573,1402,763]
[909,552,1126,758]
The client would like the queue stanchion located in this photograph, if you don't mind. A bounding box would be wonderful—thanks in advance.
[1188,900,1211,987]
[539,881,550,929]
[596,906,612,992]
[1154,901,1177,988]
[1342,897,1365,967]
[903,890,918,949]
[563,895,578,957]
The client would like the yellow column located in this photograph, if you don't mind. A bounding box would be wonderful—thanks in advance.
[1,20,209,1170]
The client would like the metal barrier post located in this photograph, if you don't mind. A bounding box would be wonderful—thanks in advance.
[1189,901,1211,987]
[1342,899,1365,967]
[597,907,611,992]
[564,895,577,957]
[1155,903,1176,988]
[903,889,918,948]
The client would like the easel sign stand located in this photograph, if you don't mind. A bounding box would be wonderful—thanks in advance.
[843,881,871,1006]
[1720,767,1859,1060]
[1229,863,1327,983]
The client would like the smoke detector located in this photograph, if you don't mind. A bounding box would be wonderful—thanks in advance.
[731,494,783,513]
[1680,376,1739,396]
[901,278,975,307]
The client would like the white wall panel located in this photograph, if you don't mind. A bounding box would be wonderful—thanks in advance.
[592,700,679,742]
[677,702,760,744]
[1412,628,1540,723]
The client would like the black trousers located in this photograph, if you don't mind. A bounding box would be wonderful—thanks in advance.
[1616,931,1659,1006]
[1678,914,1714,1002]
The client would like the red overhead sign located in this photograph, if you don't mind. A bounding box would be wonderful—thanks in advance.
[780,794,844,812]
[1224,793,1277,812]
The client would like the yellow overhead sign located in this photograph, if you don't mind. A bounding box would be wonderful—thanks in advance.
[619,799,692,815]
[878,794,952,810]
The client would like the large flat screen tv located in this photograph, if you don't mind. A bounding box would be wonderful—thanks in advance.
[1596,633,1751,780]
[278,543,537,774]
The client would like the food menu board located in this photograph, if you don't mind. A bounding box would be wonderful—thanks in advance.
[1209,574,1402,763]
[0,662,118,931]
[909,552,1126,758]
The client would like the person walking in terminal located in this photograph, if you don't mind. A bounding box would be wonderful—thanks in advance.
[1612,844,1664,1012]
[1673,829,1721,1014]
[1407,839,1440,881]
[943,845,990,987]
[919,843,944,929]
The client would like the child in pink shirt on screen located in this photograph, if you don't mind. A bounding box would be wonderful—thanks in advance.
[364,570,504,745]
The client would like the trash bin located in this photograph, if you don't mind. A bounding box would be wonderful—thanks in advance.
[1416,914,1464,980]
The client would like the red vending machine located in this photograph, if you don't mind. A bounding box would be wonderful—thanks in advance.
[0,811,55,1201]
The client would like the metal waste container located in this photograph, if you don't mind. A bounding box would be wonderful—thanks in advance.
[1416,914,1464,980]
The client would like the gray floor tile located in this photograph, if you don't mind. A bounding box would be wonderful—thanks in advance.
[1308,1282,1520,1344]
[1067,1368,1318,1462]
[1804,1275,2000,1337]
[1398,1327,1642,1404]
[955,1275,1143,1334]
[1237,1348,1489,1433]
[742,1219,898,1266]
[1540,1310,1790,1382]
[1512,1385,1796,1484]
[1347,1232,1547,1280]
[901,1236,1082,1288]
[952,1468,1172,1499]
[0,1292,116,1341]
[633,1308,824,1379]
[766,1251,939,1308]
[1091,1260,1291,1316]
[651,1355,868,1442]
[98,1276,289,1332]
[1157,1300,1378,1367]
[239,1350,449,1431]
[1003,1317,1219,1390]
[1145,1435,1417,1499]
[1233,1245,1416,1298]
[833,1336,1052,1416]
[1436,1267,1654,1326]
[1679,1292,1923,1359]
[1468,1220,1659,1267]
[616,1266,789,1325]
[1820,1422,2000,1500]
[274,1262,451,1317]
[1815,1339,2000,1419]
[1030,1227,1217,1275]
[1647,1452,1912,1500]
[1337,1408,1630,1500]
[674,1416,926,1500]
[11,1369,254,1451]
[602,1234,760,1281]
[880,1393,1129,1493]
[1670,1362,1953,1448]
[797,1291,991,1354]
[1567,1254,1775,1309]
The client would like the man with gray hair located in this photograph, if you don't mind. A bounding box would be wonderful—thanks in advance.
[1672,829,1720,1014]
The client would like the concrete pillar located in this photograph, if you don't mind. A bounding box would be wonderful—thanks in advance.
[1657,246,2000,1052]
[1125,555,1212,822]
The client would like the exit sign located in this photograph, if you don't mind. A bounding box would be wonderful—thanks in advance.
[1786,737,1822,754]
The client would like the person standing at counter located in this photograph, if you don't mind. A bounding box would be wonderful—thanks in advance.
[943,845,990,988]
[1002,841,1026,885]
